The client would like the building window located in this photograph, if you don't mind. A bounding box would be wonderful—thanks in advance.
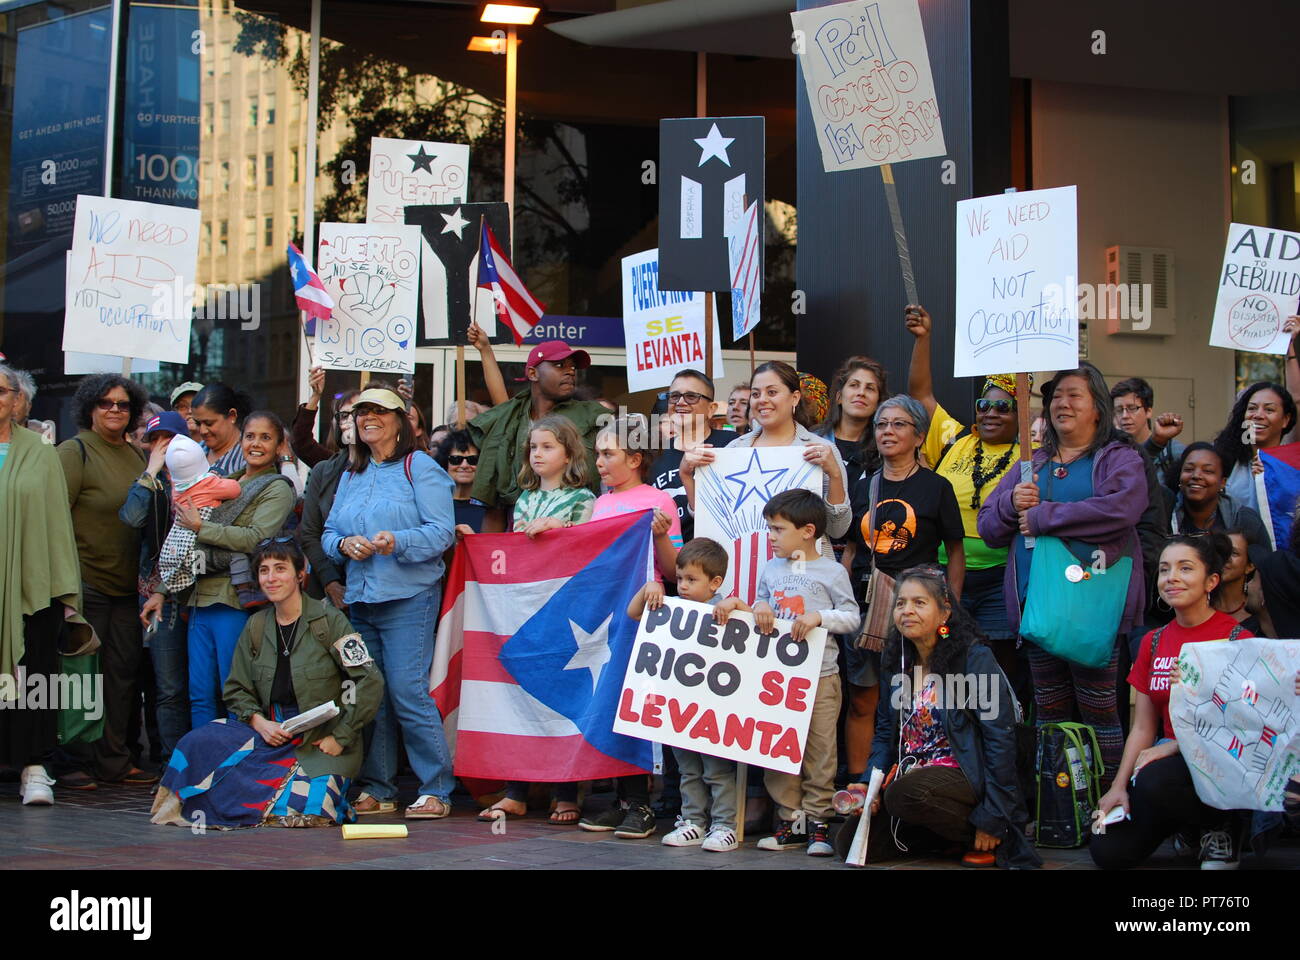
[219,40,230,75]
[202,222,212,257]
[290,213,300,247]
[244,217,256,252]
[220,160,230,193]
[220,100,230,133]
[265,92,276,125]
[245,155,257,191]
[290,147,299,184]
[264,216,274,247]
[248,96,258,128]
[219,220,228,256]
[203,102,213,136]
[264,152,274,188]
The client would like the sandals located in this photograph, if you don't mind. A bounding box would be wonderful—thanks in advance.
[548,806,580,826]
[354,792,396,815]
[405,795,451,819]
[478,799,526,822]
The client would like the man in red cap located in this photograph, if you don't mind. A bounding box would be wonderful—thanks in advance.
[467,340,609,524]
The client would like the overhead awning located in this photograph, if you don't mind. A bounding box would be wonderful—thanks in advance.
[547,0,796,59]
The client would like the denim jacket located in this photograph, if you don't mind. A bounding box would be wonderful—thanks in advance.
[118,470,172,592]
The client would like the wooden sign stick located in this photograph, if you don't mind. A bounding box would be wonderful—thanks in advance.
[1018,371,1035,547]
[879,164,919,306]
[704,294,715,381]
[734,763,747,843]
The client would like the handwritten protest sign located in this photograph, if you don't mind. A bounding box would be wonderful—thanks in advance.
[62,195,199,364]
[790,0,945,172]
[366,137,469,224]
[953,185,1078,378]
[1171,637,1300,812]
[694,447,824,605]
[1209,223,1300,355]
[314,222,420,373]
[615,597,827,774]
[727,200,762,341]
[62,253,160,372]
[621,249,723,393]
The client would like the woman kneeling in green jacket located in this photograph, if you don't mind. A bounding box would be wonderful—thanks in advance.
[152,539,383,828]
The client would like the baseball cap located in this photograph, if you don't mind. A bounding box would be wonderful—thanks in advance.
[144,411,189,439]
[526,340,590,371]
[352,387,407,411]
[170,381,204,406]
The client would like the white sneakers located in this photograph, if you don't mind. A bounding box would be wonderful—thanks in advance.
[661,818,739,852]
[20,765,55,806]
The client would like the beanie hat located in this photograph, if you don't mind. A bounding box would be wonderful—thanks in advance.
[165,435,211,492]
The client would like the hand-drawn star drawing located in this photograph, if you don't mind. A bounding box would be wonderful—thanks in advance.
[439,206,470,239]
[563,614,613,694]
[407,144,437,173]
[694,123,735,167]
[724,449,789,510]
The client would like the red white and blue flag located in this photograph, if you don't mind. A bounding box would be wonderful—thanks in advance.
[476,219,545,346]
[430,511,655,781]
[287,241,333,335]
[1257,442,1300,549]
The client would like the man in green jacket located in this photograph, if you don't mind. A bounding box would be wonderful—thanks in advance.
[468,340,609,518]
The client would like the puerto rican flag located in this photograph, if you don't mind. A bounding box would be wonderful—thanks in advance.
[430,511,655,781]
[1257,443,1300,549]
[476,219,545,346]
[287,241,333,335]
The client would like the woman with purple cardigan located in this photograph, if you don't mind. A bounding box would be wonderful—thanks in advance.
[977,364,1146,789]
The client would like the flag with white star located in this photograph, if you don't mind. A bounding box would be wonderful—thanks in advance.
[657,116,764,293]
[404,201,511,345]
[430,511,657,781]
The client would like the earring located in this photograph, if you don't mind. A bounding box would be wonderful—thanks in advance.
[937,623,950,639]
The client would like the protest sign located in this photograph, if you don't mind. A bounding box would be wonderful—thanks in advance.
[621,249,723,393]
[657,117,764,293]
[790,0,945,172]
[1208,223,1300,355]
[314,222,420,373]
[694,447,824,605]
[62,253,160,373]
[62,194,199,364]
[727,200,762,341]
[953,185,1078,378]
[366,137,469,224]
[1171,637,1300,812]
[405,202,511,345]
[614,597,827,774]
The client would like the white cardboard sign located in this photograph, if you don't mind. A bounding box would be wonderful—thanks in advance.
[62,195,199,364]
[365,137,469,224]
[621,248,723,394]
[314,222,420,373]
[790,0,946,172]
[1208,223,1300,355]
[953,185,1079,378]
[615,597,827,774]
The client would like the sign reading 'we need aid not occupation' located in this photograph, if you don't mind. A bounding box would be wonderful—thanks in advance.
[615,598,827,774]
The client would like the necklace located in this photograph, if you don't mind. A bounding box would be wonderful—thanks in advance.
[1050,450,1087,480]
[969,439,1017,510]
[1219,595,1247,617]
[277,619,297,657]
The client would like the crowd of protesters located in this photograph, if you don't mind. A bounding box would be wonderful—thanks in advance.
[4,306,1300,870]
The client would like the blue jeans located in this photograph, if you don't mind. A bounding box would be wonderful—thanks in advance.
[188,603,250,727]
[351,589,454,802]
[144,598,190,763]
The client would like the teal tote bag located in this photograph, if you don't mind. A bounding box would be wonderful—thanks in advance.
[1019,536,1131,668]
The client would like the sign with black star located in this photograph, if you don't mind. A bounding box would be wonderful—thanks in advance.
[405,202,511,345]
[657,116,764,293]
[366,136,470,225]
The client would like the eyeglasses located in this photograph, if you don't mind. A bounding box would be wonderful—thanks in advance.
[256,536,294,548]
[874,419,916,432]
[335,410,354,421]
[976,398,1015,414]
[447,454,479,466]
[664,391,712,405]
[95,399,132,411]
[0,386,15,397]
[1114,404,1145,416]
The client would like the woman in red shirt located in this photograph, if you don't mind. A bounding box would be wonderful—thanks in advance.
[1091,535,1253,870]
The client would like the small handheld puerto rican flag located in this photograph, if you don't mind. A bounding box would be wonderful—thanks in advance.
[476,219,545,345]
[287,241,333,335]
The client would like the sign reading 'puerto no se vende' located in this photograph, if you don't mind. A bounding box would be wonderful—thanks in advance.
[614,598,827,774]
[1208,223,1300,356]
[953,185,1079,378]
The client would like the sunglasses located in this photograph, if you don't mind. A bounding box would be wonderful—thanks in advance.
[447,454,479,466]
[334,410,354,422]
[353,404,395,418]
[96,399,132,411]
[256,536,295,548]
[976,398,1015,414]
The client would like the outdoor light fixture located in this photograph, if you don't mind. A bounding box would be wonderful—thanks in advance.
[467,35,507,53]
[480,3,540,25]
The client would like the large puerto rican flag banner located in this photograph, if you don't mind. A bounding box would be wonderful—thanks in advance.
[430,511,655,781]
[1257,443,1300,549]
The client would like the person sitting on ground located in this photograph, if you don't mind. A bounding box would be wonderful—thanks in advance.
[840,565,1040,869]
[151,539,383,828]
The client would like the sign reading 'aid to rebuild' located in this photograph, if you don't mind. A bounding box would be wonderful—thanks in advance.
[1208,223,1300,356]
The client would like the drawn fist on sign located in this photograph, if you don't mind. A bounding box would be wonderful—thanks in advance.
[337,272,396,325]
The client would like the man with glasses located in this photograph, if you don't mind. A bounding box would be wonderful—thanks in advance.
[649,369,735,545]
[468,340,608,526]
[1110,377,1185,486]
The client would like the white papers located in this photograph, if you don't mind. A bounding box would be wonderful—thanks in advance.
[1208,223,1300,355]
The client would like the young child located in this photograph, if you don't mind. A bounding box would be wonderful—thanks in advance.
[579,414,681,839]
[626,537,739,852]
[716,488,860,856]
[478,415,596,824]
[158,435,242,594]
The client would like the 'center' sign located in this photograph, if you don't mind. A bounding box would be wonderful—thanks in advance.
[614,598,826,774]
